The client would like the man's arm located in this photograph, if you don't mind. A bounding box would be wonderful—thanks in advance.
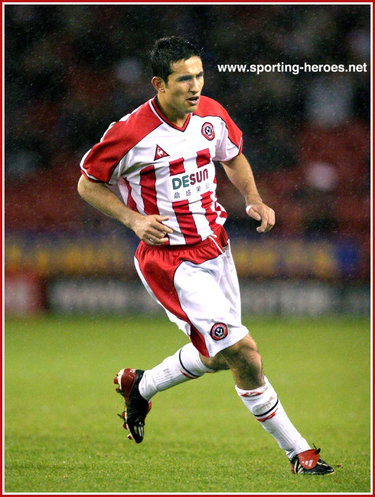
[220,153,275,233]
[77,175,173,245]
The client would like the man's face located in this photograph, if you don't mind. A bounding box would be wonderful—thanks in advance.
[162,56,204,116]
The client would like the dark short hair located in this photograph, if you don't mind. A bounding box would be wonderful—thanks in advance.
[150,36,201,83]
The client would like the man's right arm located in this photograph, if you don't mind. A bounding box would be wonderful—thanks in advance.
[77,175,173,245]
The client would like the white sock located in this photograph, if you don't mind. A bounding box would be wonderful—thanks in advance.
[139,343,212,400]
[235,377,311,460]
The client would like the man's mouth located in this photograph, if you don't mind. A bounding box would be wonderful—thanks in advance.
[187,96,200,105]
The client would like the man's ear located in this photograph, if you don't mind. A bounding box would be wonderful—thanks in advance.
[151,76,167,93]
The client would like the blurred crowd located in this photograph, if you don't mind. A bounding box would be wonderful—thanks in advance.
[5,4,370,258]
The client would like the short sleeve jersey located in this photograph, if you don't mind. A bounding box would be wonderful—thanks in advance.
[80,95,243,245]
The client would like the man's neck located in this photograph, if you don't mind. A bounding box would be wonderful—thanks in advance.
[155,96,189,128]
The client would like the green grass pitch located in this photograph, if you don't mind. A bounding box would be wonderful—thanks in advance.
[4,314,371,493]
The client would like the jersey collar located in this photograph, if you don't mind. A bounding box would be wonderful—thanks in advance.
[150,96,191,132]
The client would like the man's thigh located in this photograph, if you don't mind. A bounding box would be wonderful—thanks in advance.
[174,257,248,357]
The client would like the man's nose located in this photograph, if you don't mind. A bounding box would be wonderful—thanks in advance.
[190,77,200,92]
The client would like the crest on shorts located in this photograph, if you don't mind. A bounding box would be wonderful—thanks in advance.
[210,323,228,341]
[154,144,169,161]
[201,122,215,141]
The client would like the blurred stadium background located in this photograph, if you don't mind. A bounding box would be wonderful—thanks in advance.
[5,4,370,318]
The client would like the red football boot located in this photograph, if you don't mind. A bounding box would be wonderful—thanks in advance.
[114,368,152,443]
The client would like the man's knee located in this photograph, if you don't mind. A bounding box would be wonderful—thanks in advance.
[199,334,262,374]
[199,353,230,371]
[219,334,264,386]
[221,334,261,363]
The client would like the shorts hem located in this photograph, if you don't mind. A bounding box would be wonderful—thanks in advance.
[206,326,249,357]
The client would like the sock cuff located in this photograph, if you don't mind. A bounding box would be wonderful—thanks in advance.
[195,352,215,374]
[179,343,212,376]
[235,382,268,397]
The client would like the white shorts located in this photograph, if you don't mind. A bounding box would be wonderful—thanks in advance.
[134,225,249,357]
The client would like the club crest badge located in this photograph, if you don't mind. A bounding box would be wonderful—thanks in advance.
[210,323,228,341]
[201,122,215,141]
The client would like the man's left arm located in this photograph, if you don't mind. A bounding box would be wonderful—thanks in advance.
[220,153,275,233]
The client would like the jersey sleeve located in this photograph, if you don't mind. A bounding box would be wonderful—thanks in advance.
[80,101,162,185]
[213,104,243,162]
[80,120,129,185]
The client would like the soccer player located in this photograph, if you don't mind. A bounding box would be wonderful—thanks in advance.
[78,36,333,475]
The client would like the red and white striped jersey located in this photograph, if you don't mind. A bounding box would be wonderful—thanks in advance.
[80,95,243,245]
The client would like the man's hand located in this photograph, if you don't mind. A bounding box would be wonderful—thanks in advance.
[130,214,174,245]
[77,176,173,244]
[246,203,275,233]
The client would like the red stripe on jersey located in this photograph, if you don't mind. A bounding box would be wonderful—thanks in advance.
[140,165,160,215]
[201,191,218,228]
[216,202,228,220]
[194,95,242,152]
[196,148,211,168]
[81,101,162,183]
[172,200,202,244]
[169,157,185,176]
[123,179,139,212]
[212,176,227,220]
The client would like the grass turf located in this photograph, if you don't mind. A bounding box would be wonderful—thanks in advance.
[4,314,371,493]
